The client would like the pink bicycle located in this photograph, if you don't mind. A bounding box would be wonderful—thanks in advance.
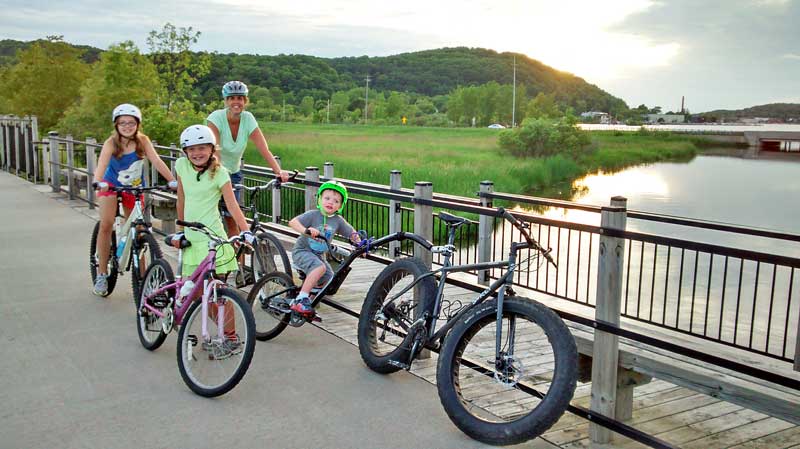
[136,220,256,397]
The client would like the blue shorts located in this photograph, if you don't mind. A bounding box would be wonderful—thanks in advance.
[292,249,333,284]
[219,170,244,218]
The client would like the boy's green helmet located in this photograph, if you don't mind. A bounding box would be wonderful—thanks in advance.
[317,180,348,214]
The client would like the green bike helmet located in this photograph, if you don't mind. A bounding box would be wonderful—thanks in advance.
[317,180,348,214]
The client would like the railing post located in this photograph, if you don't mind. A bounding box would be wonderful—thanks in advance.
[22,117,32,181]
[590,196,628,444]
[66,135,75,199]
[794,313,800,372]
[388,170,402,259]
[413,181,433,269]
[304,166,319,211]
[30,116,39,183]
[13,119,21,176]
[0,116,7,171]
[86,138,97,209]
[477,180,494,285]
[323,161,334,179]
[169,143,178,177]
[48,132,60,192]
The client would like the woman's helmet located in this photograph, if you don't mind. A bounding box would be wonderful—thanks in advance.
[222,81,249,98]
[112,103,142,123]
[180,124,216,149]
[317,180,348,214]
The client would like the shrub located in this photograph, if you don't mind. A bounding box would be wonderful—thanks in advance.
[499,113,592,158]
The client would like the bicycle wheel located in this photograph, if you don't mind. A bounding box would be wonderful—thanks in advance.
[357,257,435,374]
[89,221,119,296]
[176,287,256,397]
[131,231,163,303]
[246,271,293,341]
[136,259,174,351]
[249,231,292,281]
[436,296,577,446]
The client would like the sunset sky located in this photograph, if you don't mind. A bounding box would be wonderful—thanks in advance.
[2,0,798,112]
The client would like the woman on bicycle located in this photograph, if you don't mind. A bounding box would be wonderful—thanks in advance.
[206,80,289,239]
[92,104,177,297]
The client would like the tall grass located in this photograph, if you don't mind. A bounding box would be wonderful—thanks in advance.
[245,124,702,201]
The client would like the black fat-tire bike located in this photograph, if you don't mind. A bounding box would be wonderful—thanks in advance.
[357,208,578,446]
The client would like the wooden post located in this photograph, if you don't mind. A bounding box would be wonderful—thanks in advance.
[413,182,433,269]
[49,132,60,192]
[272,171,282,224]
[304,166,319,212]
[86,138,97,209]
[30,116,39,183]
[0,116,7,170]
[22,117,32,181]
[323,161,334,179]
[477,180,494,285]
[66,135,75,199]
[794,311,800,371]
[169,143,178,177]
[13,120,21,176]
[590,196,627,443]
[388,170,402,259]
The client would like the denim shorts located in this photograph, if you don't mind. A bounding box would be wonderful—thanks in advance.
[219,170,244,218]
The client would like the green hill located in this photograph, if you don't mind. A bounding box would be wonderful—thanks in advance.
[700,103,800,121]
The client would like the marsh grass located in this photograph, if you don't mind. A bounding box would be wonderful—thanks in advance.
[246,124,702,201]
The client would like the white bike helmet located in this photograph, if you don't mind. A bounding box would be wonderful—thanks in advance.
[180,124,217,149]
[222,80,249,98]
[112,103,142,123]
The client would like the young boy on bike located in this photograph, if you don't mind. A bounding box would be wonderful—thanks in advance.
[287,181,361,315]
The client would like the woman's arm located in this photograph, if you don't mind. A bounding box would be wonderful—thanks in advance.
[250,128,288,181]
[207,122,221,150]
[142,136,175,182]
[176,177,185,222]
[221,181,249,232]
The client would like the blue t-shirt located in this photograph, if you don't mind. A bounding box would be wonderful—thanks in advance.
[103,151,145,187]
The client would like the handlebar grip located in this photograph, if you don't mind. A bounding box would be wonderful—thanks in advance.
[176,220,205,229]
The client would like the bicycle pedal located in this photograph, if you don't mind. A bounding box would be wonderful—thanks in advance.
[388,360,410,370]
[311,315,322,323]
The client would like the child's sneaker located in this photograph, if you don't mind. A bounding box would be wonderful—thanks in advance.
[93,274,109,297]
[290,296,314,315]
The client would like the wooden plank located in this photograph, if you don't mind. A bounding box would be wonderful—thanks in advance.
[727,426,800,449]
[681,417,795,449]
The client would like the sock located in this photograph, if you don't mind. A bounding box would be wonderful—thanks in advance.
[296,292,310,302]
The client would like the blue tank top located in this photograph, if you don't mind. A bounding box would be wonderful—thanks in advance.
[103,151,146,187]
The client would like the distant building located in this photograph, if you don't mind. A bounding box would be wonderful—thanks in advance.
[580,111,610,124]
[645,114,685,124]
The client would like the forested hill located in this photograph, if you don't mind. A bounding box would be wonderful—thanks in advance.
[1,38,626,113]
[699,103,800,121]
[327,47,627,113]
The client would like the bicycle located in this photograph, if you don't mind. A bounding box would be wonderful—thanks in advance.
[246,229,378,341]
[89,183,173,300]
[136,220,256,397]
[356,208,578,446]
[230,171,297,288]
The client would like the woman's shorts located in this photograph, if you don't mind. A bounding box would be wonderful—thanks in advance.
[218,170,244,218]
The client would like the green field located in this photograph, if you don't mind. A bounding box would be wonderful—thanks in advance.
[246,123,702,201]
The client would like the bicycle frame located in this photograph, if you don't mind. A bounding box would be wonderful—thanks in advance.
[115,195,146,271]
[139,236,231,340]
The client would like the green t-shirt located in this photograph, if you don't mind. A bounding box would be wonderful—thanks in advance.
[175,157,238,276]
[206,108,258,173]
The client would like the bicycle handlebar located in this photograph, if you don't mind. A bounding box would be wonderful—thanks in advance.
[91,182,173,193]
[175,219,253,249]
[497,207,557,268]
[233,170,299,193]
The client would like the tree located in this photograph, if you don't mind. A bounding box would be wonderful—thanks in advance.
[58,41,161,140]
[0,36,89,131]
[527,92,560,119]
[147,23,210,111]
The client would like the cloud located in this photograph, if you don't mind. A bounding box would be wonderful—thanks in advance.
[783,53,800,60]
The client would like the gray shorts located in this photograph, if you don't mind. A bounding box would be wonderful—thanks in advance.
[292,249,333,284]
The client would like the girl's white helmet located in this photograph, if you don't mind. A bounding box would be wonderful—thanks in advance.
[180,125,216,149]
[112,103,142,123]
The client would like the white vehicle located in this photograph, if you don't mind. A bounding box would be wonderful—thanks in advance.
[487,123,506,129]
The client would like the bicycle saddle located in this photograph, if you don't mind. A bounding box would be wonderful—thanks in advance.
[438,212,467,226]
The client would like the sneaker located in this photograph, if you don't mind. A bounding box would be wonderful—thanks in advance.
[202,334,243,360]
[290,296,314,315]
[222,333,243,354]
[93,274,109,296]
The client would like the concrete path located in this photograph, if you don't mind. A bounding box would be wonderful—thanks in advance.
[0,171,553,449]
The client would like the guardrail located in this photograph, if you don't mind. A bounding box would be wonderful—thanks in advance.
[3,117,799,446]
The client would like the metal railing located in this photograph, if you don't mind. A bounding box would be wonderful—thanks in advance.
[3,122,799,446]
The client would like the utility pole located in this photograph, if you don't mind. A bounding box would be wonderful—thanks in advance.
[282,99,286,122]
[512,55,517,128]
[327,98,331,124]
[364,76,370,124]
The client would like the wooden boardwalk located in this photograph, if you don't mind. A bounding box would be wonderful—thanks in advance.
[260,253,800,449]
